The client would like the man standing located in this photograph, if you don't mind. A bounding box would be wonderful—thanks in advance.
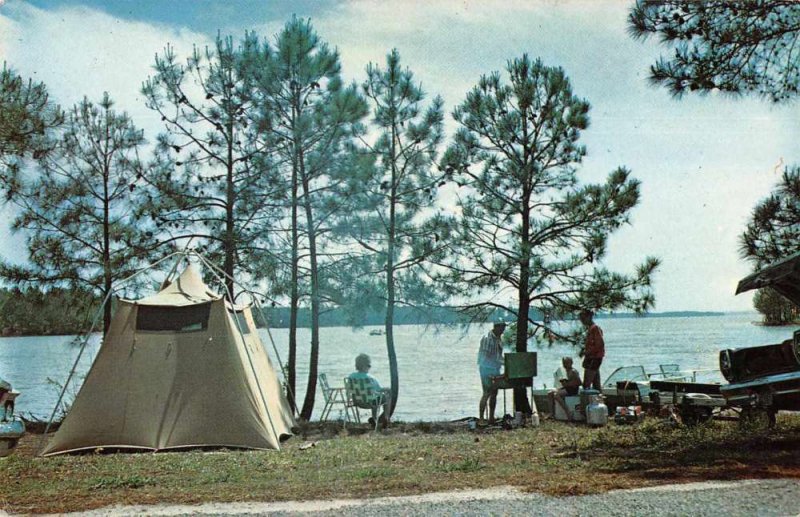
[478,319,505,424]
[579,309,604,390]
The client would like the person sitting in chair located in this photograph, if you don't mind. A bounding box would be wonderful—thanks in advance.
[347,353,391,428]
[548,356,582,422]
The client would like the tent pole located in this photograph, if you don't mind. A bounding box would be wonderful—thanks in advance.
[39,286,114,454]
[251,296,297,416]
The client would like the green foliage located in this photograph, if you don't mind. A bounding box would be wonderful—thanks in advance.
[0,63,63,182]
[753,288,798,325]
[0,94,155,330]
[337,49,450,303]
[741,167,800,267]
[629,1,800,102]
[0,287,96,336]
[441,55,659,347]
[141,34,282,292]
[740,167,800,321]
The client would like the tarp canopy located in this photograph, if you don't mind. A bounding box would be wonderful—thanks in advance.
[42,265,294,456]
[736,251,800,306]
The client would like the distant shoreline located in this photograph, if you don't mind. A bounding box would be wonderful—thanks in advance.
[0,310,739,337]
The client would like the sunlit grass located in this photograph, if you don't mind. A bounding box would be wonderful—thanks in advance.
[2,416,800,513]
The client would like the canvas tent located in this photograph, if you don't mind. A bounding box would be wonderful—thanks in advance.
[42,264,295,456]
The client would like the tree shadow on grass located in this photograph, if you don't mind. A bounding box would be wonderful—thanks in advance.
[581,421,800,483]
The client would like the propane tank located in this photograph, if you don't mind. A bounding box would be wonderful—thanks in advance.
[586,395,608,427]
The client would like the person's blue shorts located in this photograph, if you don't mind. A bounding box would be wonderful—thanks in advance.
[479,364,501,391]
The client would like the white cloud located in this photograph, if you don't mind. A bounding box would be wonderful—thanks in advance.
[1,0,798,311]
[1,2,210,142]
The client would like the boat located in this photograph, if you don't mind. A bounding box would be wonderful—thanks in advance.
[719,251,800,424]
[531,363,719,417]
[0,381,25,457]
[369,329,384,336]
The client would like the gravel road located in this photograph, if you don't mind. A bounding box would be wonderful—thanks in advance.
[63,478,800,516]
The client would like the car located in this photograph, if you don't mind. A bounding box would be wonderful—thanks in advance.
[719,251,800,424]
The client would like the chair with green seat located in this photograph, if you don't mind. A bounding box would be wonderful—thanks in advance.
[343,376,389,430]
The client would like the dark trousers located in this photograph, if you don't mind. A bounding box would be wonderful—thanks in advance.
[582,357,602,390]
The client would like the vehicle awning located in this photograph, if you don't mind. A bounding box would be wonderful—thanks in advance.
[736,251,800,305]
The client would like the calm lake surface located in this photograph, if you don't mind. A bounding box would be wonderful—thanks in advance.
[1,313,798,422]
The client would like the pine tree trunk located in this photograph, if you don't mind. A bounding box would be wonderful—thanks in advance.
[224,124,235,298]
[102,164,112,336]
[514,196,533,415]
[385,280,398,416]
[385,123,399,416]
[287,130,300,413]
[299,152,320,421]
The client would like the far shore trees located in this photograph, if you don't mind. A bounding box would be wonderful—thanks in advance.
[0,94,155,333]
[741,167,800,324]
[338,49,451,416]
[442,56,659,413]
[628,1,800,102]
[141,34,282,297]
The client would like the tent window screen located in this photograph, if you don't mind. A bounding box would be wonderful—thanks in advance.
[136,303,211,332]
[229,310,251,334]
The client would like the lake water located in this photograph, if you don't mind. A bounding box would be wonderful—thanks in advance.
[1,313,798,423]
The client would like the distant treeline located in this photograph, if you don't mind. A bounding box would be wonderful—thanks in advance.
[259,306,479,329]
[257,307,725,328]
[0,288,98,336]
[0,286,725,336]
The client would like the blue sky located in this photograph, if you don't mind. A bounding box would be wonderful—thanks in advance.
[1,0,798,312]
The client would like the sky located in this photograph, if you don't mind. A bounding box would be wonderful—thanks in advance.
[0,0,798,312]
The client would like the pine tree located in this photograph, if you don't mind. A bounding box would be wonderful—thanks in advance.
[141,34,282,297]
[741,167,800,323]
[628,1,800,102]
[0,63,63,185]
[337,49,452,416]
[442,56,659,412]
[0,94,154,333]
[253,18,367,419]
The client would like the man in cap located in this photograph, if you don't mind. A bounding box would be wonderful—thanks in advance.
[477,318,506,424]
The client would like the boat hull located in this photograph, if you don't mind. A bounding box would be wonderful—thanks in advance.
[720,370,800,411]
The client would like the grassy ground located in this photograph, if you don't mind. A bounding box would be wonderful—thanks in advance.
[2,415,800,514]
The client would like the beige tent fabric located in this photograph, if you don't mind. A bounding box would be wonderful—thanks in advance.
[133,265,221,307]
[42,269,294,456]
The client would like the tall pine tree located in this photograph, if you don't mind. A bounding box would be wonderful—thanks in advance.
[252,18,367,419]
[442,56,659,412]
[0,93,154,333]
[141,34,282,296]
[337,49,451,416]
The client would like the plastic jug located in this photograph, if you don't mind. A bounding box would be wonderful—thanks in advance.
[553,367,566,387]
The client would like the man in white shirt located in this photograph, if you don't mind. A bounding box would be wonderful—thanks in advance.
[477,319,506,424]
